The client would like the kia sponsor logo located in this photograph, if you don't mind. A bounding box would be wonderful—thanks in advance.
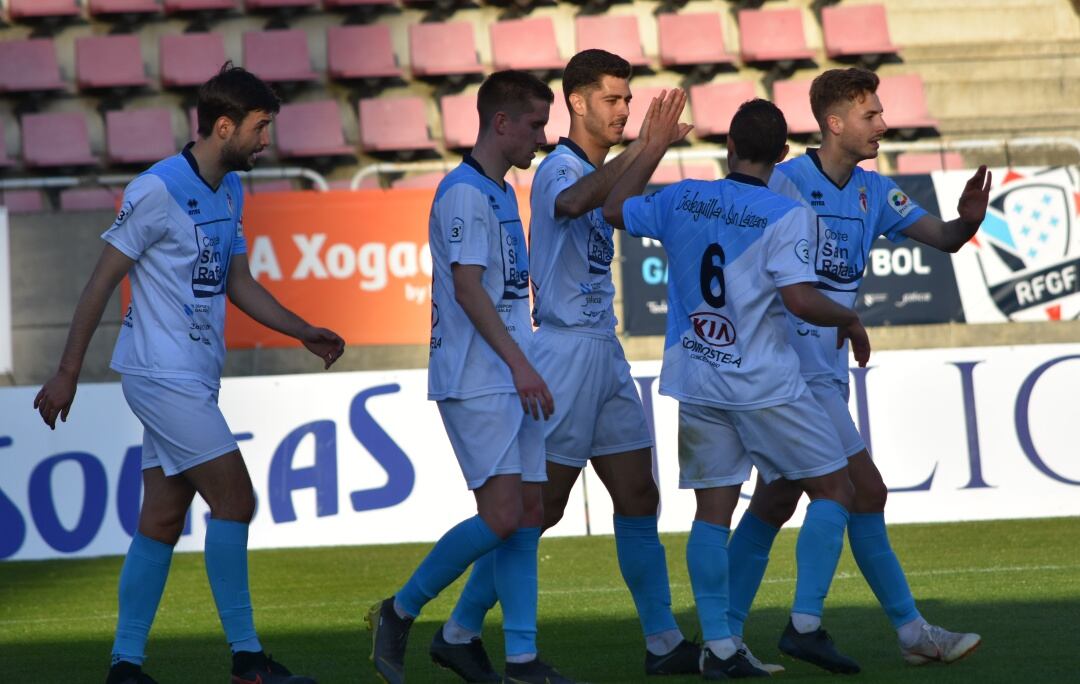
[690,311,736,348]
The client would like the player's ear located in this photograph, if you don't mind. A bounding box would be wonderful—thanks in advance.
[825,112,843,137]
[776,143,790,164]
[725,137,737,161]
[215,115,234,140]
[568,91,587,119]
[492,110,509,135]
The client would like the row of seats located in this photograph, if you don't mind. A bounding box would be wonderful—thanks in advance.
[3,0,386,22]
[0,5,899,95]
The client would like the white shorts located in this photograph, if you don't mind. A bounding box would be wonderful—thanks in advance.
[806,376,866,458]
[677,390,848,489]
[121,374,238,477]
[438,392,547,490]
[533,326,654,468]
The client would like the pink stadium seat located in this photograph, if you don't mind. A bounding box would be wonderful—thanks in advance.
[163,0,237,12]
[245,179,296,194]
[440,92,478,150]
[896,152,964,174]
[576,15,648,67]
[409,22,484,79]
[491,18,563,73]
[738,8,815,64]
[327,25,402,81]
[689,80,757,137]
[7,0,80,20]
[21,112,97,167]
[858,157,879,172]
[325,0,396,6]
[106,108,177,164]
[242,30,318,84]
[88,0,162,17]
[0,190,46,214]
[161,33,229,88]
[623,86,667,142]
[546,88,572,145]
[392,171,447,189]
[821,4,898,60]
[60,187,122,211]
[658,13,735,69]
[878,74,937,130]
[772,78,817,135]
[75,35,150,90]
[244,0,318,9]
[0,39,65,94]
[359,97,437,154]
[274,101,354,159]
[650,161,719,185]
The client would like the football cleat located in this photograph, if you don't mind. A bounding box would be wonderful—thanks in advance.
[430,627,501,682]
[503,657,575,683]
[644,639,701,676]
[778,619,860,674]
[105,661,158,684]
[231,651,316,684]
[366,597,413,684]
[901,624,981,665]
[700,647,771,679]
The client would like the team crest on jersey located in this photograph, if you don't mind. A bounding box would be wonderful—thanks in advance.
[888,188,914,217]
[858,187,869,213]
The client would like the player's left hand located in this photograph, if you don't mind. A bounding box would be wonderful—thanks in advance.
[301,326,345,369]
[957,165,992,229]
[838,320,871,368]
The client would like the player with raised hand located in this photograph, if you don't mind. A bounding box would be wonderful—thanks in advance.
[33,63,344,684]
[604,97,871,678]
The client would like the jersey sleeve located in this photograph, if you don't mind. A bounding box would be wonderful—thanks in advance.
[534,153,586,222]
[101,174,170,261]
[767,205,819,288]
[623,183,680,241]
[438,183,492,268]
[874,174,927,242]
[229,175,247,256]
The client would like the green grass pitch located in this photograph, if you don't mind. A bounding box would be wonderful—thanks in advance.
[2,517,1077,683]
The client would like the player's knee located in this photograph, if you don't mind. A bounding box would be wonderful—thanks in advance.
[206,487,255,523]
[139,515,185,546]
[613,480,659,517]
[541,501,564,531]
[480,505,524,540]
[748,488,799,527]
[853,478,888,513]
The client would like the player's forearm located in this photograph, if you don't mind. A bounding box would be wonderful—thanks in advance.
[938,217,980,252]
[781,283,858,328]
[454,281,530,373]
[555,141,644,218]
[56,280,114,379]
[602,140,666,229]
[228,277,309,340]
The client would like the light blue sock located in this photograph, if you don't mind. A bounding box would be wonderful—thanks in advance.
[792,499,849,618]
[848,512,921,628]
[111,533,174,666]
[726,511,780,638]
[686,520,732,642]
[397,515,502,618]
[451,550,497,634]
[204,519,262,654]
[614,514,679,637]
[494,526,541,657]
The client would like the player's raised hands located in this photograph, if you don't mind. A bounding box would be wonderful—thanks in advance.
[642,88,693,150]
[301,325,346,369]
[957,165,992,229]
[511,362,554,421]
[838,319,871,368]
[34,371,77,430]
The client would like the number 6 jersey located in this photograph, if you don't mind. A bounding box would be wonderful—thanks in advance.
[622,173,818,410]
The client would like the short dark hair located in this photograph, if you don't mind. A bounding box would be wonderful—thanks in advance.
[196,62,281,137]
[809,68,879,130]
[477,70,554,131]
[729,99,787,163]
[562,49,632,111]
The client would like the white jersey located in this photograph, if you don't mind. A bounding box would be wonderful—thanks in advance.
[102,145,246,388]
[622,174,818,410]
[428,156,533,400]
[529,138,617,334]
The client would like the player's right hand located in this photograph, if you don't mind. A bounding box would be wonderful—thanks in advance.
[644,88,692,151]
[34,371,77,430]
[511,363,554,421]
[838,319,871,367]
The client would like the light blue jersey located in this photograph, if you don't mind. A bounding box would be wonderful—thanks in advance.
[529,138,616,334]
[623,174,818,410]
[102,144,246,388]
[428,156,532,400]
[770,150,926,380]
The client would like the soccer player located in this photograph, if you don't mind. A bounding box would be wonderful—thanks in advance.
[33,64,345,684]
[726,67,987,666]
[603,97,872,678]
[438,50,701,680]
[366,71,574,684]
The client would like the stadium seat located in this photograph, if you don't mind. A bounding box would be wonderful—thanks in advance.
[244,0,318,10]
[7,0,81,21]
[243,179,296,194]
[160,33,229,89]
[326,25,402,81]
[88,0,163,18]
[878,74,937,130]
[0,190,46,214]
[21,112,97,167]
[650,161,719,185]
[392,171,447,189]
[772,78,818,135]
[624,86,667,142]
[440,92,478,150]
[689,80,757,138]
[409,22,484,80]
[738,8,815,65]
[358,97,437,154]
[60,187,122,211]
[657,13,736,70]
[546,88,571,145]
[325,0,396,7]
[163,0,237,13]
[490,18,564,73]
[0,39,65,95]
[75,35,150,90]
[576,15,648,67]
[242,30,318,84]
[821,4,898,61]
[106,108,177,164]
[858,157,879,172]
[274,100,354,159]
[896,152,964,174]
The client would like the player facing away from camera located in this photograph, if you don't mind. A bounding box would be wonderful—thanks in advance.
[725,68,987,667]
[33,64,345,684]
[366,71,575,684]
[438,50,700,681]
[604,98,873,679]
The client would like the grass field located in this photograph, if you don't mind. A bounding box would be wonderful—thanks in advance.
[2,516,1077,683]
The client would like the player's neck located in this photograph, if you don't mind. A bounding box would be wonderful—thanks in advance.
[469,140,511,188]
[815,142,858,187]
[567,127,610,169]
[188,139,228,189]
[728,160,773,185]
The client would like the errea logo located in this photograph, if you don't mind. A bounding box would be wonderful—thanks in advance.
[187,198,201,216]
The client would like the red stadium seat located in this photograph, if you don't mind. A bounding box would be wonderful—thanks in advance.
[163,0,237,12]
[106,108,177,164]
[244,0,318,9]
[75,35,150,90]
[772,78,817,135]
[242,30,318,84]
[440,92,478,150]
[327,25,402,81]
[576,15,648,67]
[88,0,162,17]
[896,152,964,174]
[160,33,228,88]
[490,18,563,73]
[7,0,80,20]
[738,8,815,64]
[689,80,757,137]
[409,22,484,79]
[21,112,97,167]
[392,171,447,189]
[878,74,937,130]
[821,4,898,61]
[358,97,437,154]
[658,13,735,70]
[0,39,65,95]
[546,88,572,145]
[274,100,354,159]
[0,190,46,214]
[60,187,122,211]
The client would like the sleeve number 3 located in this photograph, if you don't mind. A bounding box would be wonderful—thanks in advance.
[699,243,726,308]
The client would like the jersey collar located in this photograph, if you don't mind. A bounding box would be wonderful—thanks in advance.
[182,142,222,193]
[462,154,508,192]
[726,172,767,187]
[807,148,851,191]
[557,137,593,168]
